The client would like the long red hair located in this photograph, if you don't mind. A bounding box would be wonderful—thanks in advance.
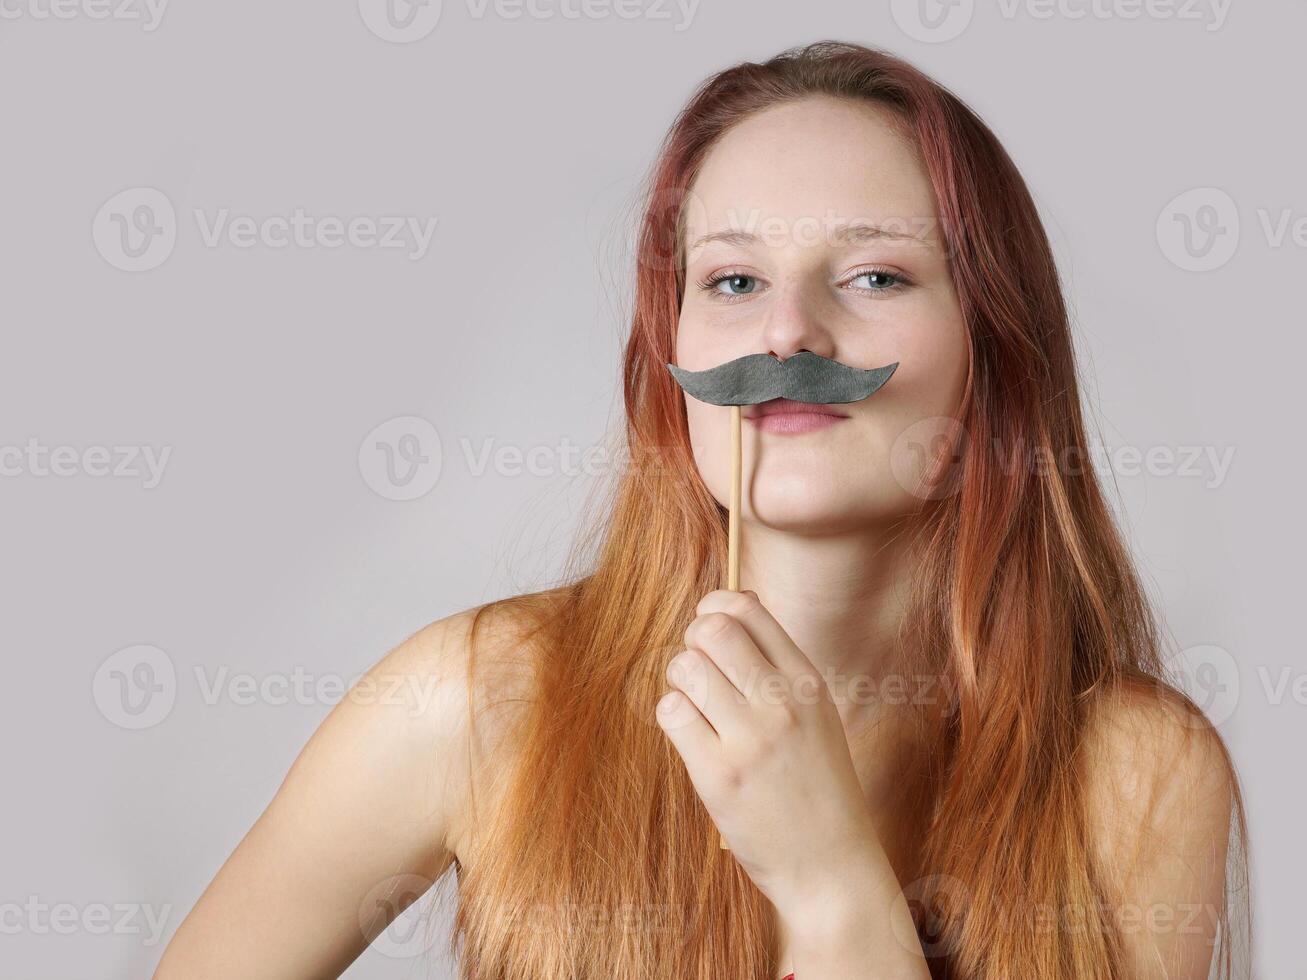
[447,40,1249,979]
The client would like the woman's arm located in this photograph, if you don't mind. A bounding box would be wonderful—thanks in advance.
[152,610,483,979]
[780,836,932,980]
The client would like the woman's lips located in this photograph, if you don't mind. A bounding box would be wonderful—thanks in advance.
[744,398,850,434]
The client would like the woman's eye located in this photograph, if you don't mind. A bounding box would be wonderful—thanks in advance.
[848,269,905,291]
[704,273,760,297]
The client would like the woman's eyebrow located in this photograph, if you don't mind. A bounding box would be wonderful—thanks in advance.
[687,221,937,255]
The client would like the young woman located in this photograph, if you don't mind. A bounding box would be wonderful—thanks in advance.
[155,41,1250,980]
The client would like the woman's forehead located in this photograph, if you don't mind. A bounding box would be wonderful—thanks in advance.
[684,99,939,249]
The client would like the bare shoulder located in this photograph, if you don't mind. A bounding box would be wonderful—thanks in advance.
[391,594,554,863]
[153,591,559,979]
[1080,679,1235,849]
[1078,679,1238,978]
[280,597,543,855]
[378,599,542,748]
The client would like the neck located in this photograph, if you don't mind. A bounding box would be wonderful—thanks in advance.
[737,516,923,731]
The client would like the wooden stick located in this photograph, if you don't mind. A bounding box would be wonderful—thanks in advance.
[721,404,742,850]
[728,404,741,591]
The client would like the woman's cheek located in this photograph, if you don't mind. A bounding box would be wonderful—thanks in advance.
[685,401,731,504]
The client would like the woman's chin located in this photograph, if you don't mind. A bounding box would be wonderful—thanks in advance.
[743,487,910,535]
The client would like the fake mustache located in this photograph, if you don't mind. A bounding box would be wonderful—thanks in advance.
[665,351,899,407]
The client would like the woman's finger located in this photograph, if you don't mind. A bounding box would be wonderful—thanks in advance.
[695,589,815,678]
[655,688,719,787]
[665,645,751,739]
[683,610,775,704]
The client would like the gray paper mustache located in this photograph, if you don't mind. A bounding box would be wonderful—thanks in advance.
[665,351,899,407]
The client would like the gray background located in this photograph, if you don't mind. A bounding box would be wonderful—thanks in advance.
[1,1,1301,977]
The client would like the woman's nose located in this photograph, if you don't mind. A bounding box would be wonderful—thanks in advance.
[758,284,837,361]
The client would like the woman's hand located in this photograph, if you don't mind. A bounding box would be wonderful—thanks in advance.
[656,588,884,929]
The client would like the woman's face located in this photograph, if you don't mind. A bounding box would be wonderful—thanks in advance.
[675,95,969,533]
